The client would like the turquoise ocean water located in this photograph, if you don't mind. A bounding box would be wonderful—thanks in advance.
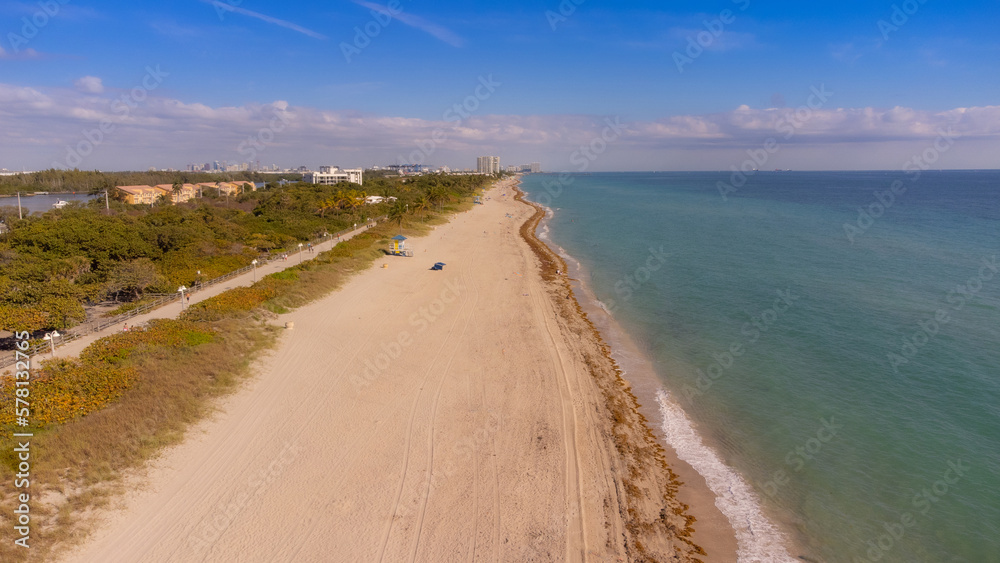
[520,171,999,563]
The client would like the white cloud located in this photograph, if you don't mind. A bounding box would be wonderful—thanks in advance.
[1,81,998,171]
[74,76,104,94]
[829,38,883,64]
[150,20,201,39]
[202,0,326,40]
[669,27,757,52]
[352,0,463,47]
[0,46,42,60]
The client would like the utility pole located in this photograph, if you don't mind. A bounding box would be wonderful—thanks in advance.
[105,190,110,210]
[17,191,22,220]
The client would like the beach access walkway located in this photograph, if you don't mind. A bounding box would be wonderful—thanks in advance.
[11,222,378,366]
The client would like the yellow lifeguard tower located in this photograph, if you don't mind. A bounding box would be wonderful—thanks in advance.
[390,235,412,256]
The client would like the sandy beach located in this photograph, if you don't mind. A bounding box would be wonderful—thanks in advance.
[61,178,727,562]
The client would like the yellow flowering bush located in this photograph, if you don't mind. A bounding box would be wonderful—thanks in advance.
[0,362,137,428]
[0,319,215,429]
[182,273,296,320]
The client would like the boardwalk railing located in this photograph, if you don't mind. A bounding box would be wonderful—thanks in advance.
[0,219,385,369]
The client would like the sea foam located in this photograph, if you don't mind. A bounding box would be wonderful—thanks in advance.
[528,182,795,561]
[656,389,795,563]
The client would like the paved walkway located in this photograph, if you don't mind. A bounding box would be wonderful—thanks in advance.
[38,223,377,362]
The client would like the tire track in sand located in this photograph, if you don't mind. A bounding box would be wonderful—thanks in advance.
[375,270,476,563]
[528,277,590,560]
[108,276,405,563]
[409,238,482,562]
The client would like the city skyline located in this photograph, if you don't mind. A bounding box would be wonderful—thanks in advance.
[1,1,998,172]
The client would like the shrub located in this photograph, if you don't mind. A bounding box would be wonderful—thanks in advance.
[0,362,138,429]
[0,319,217,431]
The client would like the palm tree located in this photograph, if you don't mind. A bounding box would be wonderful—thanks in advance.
[316,198,336,218]
[429,185,450,211]
[333,190,353,211]
[412,193,430,216]
[387,199,407,233]
[350,189,366,213]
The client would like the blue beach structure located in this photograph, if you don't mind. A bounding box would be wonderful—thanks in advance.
[390,235,412,256]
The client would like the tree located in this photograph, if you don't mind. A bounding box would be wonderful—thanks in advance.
[0,304,48,333]
[412,194,430,216]
[111,187,130,203]
[246,233,276,252]
[428,185,450,211]
[103,258,164,302]
[39,295,87,330]
[387,199,407,233]
[315,198,337,218]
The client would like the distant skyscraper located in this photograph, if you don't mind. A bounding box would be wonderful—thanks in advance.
[477,156,500,174]
[530,162,540,173]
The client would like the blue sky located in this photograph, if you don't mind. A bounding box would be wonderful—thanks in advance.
[1,0,998,171]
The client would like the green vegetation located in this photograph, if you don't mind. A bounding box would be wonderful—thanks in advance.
[0,169,301,196]
[0,171,492,561]
[0,317,270,562]
[0,171,489,334]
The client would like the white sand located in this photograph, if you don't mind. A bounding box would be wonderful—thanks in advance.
[62,179,717,562]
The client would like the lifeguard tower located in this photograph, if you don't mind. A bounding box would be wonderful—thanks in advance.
[390,235,413,256]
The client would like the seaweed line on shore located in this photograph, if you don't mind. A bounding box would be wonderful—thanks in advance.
[512,181,706,561]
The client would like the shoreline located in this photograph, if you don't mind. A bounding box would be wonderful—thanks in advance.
[58,177,704,561]
[520,181,801,561]
[512,183,725,559]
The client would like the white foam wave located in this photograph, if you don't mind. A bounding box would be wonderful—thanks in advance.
[656,389,795,563]
[596,299,613,315]
[561,251,581,272]
[527,182,796,561]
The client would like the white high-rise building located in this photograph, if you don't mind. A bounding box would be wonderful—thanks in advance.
[303,166,363,185]
[477,156,500,174]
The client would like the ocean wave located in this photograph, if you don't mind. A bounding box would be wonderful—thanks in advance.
[596,299,613,315]
[530,183,795,561]
[656,389,795,563]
